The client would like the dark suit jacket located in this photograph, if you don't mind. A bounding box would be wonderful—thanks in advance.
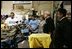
[55,17,71,47]
[43,17,55,33]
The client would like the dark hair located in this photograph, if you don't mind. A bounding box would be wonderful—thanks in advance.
[57,8,67,17]
[10,12,15,15]
[5,15,8,18]
[40,15,45,20]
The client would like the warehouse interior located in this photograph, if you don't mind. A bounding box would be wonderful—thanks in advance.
[1,1,71,48]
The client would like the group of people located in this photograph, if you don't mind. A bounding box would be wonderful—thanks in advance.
[2,8,71,48]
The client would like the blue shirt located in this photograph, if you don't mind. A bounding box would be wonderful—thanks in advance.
[29,19,39,30]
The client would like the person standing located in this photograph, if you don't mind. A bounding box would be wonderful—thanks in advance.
[28,15,39,33]
[43,11,55,48]
[38,16,45,33]
[54,8,71,48]
[43,11,55,34]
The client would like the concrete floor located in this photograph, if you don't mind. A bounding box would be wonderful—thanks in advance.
[18,40,29,48]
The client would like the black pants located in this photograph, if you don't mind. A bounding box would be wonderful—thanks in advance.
[1,39,18,48]
[43,32,54,48]
[23,33,29,36]
[49,32,54,48]
[1,42,10,48]
[11,39,18,48]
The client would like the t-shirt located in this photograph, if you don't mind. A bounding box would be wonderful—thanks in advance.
[5,17,18,26]
[29,19,39,30]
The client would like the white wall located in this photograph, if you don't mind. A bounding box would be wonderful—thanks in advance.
[1,1,13,15]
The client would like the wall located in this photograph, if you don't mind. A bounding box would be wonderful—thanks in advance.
[1,1,13,15]
[32,1,53,17]
[1,1,53,16]
[1,1,32,15]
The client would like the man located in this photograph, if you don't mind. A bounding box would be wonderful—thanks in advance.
[43,11,55,34]
[43,11,55,48]
[4,12,19,48]
[28,15,39,33]
[54,8,71,48]
[4,12,18,26]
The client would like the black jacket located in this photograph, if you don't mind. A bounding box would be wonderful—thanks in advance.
[43,17,55,33]
[55,17,71,47]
